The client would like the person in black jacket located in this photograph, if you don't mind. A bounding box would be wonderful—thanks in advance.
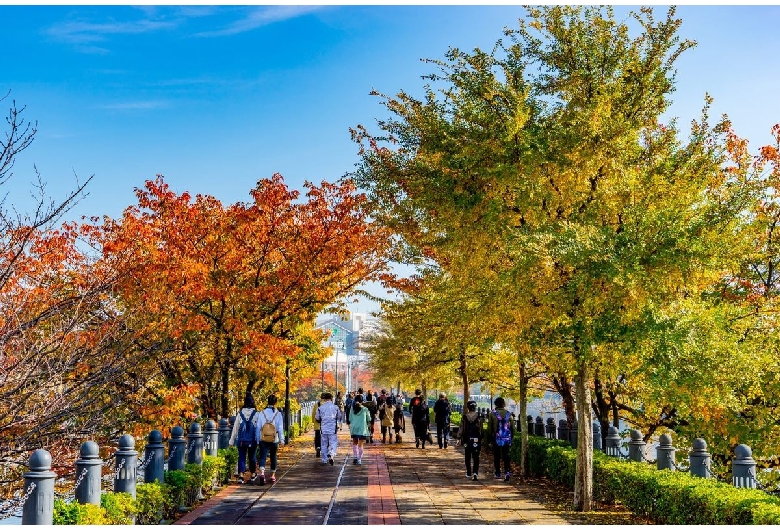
[457,400,483,480]
[433,392,452,449]
[409,389,430,448]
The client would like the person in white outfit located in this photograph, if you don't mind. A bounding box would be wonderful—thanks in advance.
[315,392,343,465]
[254,394,286,485]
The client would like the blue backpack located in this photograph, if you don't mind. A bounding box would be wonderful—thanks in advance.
[494,410,512,447]
[237,410,256,446]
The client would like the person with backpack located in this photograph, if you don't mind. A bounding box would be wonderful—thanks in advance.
[379,398,393,443]
[228,392,260,484]
[433,392,452,449]
[457,400,483,480]
[348,394,370,465]
[409,389,430,448]
[392,402,405,443]
[255,394,285,485]
[314,392,342,466]
[488,396,515,481]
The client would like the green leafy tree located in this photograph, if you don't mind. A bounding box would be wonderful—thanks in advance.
[353,6,756,510]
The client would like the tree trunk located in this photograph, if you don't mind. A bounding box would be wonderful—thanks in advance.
[518,360,528,477]
[573,359,593,512]
[553,373,576,424]
[459,346,470,403]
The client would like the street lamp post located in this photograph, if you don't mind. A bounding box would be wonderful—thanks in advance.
[284,358,290,444]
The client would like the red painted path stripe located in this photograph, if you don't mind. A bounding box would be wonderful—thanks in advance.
[367,452,401,525]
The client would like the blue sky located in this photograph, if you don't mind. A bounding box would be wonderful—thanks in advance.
[3,4,780,313]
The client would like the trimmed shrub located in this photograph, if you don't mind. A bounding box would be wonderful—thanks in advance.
[516,437,780,524]
[136,481,170,525]
[100,492,136,525]
[218,446,238,484]
[53,498,107,525]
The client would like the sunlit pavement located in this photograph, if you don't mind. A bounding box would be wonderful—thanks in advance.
[175,425,568,525]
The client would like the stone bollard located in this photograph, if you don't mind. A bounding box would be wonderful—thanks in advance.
[557,419,569,442]
[628,429,645,462]
[114,434,138,499]
[732,444,757,488]
[75,441,102,505]
[570,420,578,449]
[218,418,231,450]
[187,422,204,465]
[654,433,675,471]
[534,416,544,437]
[168,426,186,471]
[204,420,219,457]
[545,418,556,439]
[689,438,711,478]
[593,421,602,452]
[144,430,165,484]
[22,449,56,525]
[605,426,622,457]
[527,415,534,436]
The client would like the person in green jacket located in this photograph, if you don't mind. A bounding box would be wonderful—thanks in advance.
[348,394,371,465]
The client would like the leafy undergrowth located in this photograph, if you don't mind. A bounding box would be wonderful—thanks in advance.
[510,463,653,525]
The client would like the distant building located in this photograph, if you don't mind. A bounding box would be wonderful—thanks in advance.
[315,311,374,392]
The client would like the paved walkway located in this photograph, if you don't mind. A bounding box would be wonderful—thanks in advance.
[175,427,569,525]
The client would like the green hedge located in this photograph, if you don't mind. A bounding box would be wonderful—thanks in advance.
[519,435,780,524]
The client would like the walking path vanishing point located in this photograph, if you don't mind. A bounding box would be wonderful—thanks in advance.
[175,426,569,525]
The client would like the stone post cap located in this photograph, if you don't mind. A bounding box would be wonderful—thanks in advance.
[659,433,673,447]
[630,429,643,441]
[118,434,135,451]
[692,438,708,452]
[171,426,185,439]
[148,430,163,444]
[29,449,52,471]
[734,444,755,462]
[189,422,202,434]
[79,441,100,459]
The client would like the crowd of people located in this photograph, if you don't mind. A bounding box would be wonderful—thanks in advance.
[230,389,516,484]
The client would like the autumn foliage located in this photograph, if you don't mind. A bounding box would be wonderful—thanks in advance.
[90,174,390,421]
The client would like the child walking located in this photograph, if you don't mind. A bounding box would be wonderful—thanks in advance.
[348,394,370,464]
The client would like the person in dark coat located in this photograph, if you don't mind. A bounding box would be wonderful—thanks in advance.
[409,389,430,449]
[433,392,452,449]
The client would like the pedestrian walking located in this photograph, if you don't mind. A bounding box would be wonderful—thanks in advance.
[433,392,452,449]
[315,392,342,466]
[312,396,323,458]
[488,397,515,481]
[255,395,285,485]
[335,391,345,412]
[409,389,430,448]
[228,392,260,484]
[392,403,405,443]
[457,400,483,480]
[348,394,371,465]
[344,391,354,425]
[379,398,393,443]
[364,390,378,443]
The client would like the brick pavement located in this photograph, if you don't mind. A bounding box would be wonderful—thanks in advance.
[175,425,569,525]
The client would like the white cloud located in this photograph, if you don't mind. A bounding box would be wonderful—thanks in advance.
[45,18,178,44]
[97,100,169,110]
[195,6,325,37]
